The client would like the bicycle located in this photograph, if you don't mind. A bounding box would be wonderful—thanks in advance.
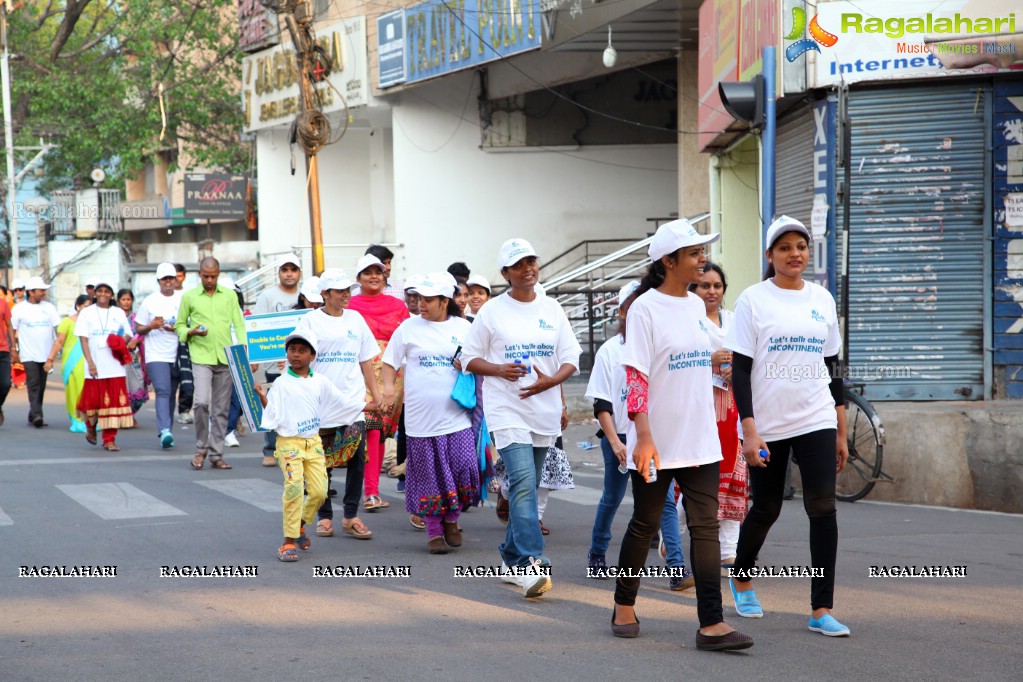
[837,382,893,502]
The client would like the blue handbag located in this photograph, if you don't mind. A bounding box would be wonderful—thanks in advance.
[451,370,477,409]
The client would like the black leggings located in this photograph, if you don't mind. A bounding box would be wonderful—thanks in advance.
[733,428,838,610]
[614,462,723,627]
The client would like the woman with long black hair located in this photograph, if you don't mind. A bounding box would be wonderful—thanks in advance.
[726,216,849,636]
[610,219,752,652]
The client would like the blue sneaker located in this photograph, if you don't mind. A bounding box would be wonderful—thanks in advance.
[160,429,174,449]
[396,479,405,492]
[729,578,764,618]
[808,613,850,637]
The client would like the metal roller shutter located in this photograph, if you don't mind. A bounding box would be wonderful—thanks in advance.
[775,102,815,230]
[841,83,988,400]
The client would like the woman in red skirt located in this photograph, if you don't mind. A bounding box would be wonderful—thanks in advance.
[75,280,134,450]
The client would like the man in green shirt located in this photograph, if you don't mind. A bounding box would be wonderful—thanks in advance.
[175,257,247,470]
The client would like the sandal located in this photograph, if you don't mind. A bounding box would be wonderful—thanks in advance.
[409,514,426,530]
[386,462,406,478]
[190,453,206,470]
[210,459,232,470]
[277,543,299,562]
[296,529,311,551]
[341,517,373,539]
[103,442,120,452]
[539,520,550,536]
[316,519,334,537]
[364,495,390,511]
[85,422,97,445]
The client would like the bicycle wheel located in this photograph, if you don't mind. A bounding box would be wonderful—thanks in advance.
[836,390,884,502]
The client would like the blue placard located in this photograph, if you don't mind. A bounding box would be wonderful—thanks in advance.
[396,0,541,85]
[226,344,267,433]
[378,9,407,88]
[243,309,311,363]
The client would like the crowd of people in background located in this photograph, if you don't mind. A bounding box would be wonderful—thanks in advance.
[0,216,851,651]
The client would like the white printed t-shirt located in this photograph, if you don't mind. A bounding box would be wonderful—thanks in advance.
[382,315,472,438]
[621,289,721,470]
[11,301,60,362]
[585,335,630,436]
[725,279,841,441]
[293,308,378,427]
[74,305,129,379]
[135,290,183,363]
[260,369,363,438]
[461,292,581,446]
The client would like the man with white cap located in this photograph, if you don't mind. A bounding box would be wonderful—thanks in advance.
[10,276,60,427]
[253,254,303,466]
[10,278,26,305]
[294,268,381,540]
[134,263,185,448]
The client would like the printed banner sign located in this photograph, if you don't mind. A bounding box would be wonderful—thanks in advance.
[245,309,311,363]
[226,344,267,433]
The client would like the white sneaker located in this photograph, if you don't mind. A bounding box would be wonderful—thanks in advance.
[501,559,552,598]
[224,431,240,448]
[177,412,193,425]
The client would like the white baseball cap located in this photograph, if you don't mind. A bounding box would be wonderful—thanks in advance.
[92,277,115,292]
[218,275,239,291]
[412,272,458,298]
[155,262,177,280]
[284,329,318,354]
[279,254,302,269]
[617,280,640,305]
[10,278,25,290]
[300,276,323,304]
[648,219,719,261]
[24,276,51,291]
[498,238,538,269]
[319,268,355,292]
[85,277,101,289]
[355,254,385,277]
[403,274,425,292]
[765,215,811,249]
[466,274,491,293]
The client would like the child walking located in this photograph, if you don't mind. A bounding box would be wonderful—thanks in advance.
[256,330,372,562]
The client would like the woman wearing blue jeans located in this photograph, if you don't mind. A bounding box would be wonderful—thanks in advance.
[586,280,692,590]
[462,238,582,599]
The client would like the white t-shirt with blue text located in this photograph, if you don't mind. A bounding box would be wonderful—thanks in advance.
[621,289,721,470]
[382,315,472,438]
[725,279,842,441]
[585,335,630,436]
[260,369,363,438]
[293,308,378,427]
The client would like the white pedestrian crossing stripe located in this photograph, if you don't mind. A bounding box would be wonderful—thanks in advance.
[377,481,631,507]
[0,507,12,525]
[56,483,187,520]
[195,479,282,512]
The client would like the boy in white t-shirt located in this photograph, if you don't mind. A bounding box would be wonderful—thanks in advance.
[255,330,373,562]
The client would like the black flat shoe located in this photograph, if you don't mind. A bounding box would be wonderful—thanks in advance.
[695,629,754,651]
[611,607,640,638]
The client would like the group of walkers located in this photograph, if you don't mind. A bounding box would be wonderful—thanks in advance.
[1,215,851,652]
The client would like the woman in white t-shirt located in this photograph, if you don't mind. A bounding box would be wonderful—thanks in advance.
[461,238,582,599]
[380,272,478,555]
[725,216,850,638]
[611,218,752,652]
[75,280,134,450]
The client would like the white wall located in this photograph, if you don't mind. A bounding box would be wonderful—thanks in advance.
[390,72,678,284]
[255,122,394,274]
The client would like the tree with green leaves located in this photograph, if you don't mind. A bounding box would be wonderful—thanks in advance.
[7,0,249,192]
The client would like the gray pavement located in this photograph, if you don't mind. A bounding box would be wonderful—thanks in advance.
[0,377,1019,681]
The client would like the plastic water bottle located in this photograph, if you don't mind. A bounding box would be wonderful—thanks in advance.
[758,449,769,459]
[199,325,207,333]
[617,462,628,475]
[518,352,532,374]
[648,458,657,482]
